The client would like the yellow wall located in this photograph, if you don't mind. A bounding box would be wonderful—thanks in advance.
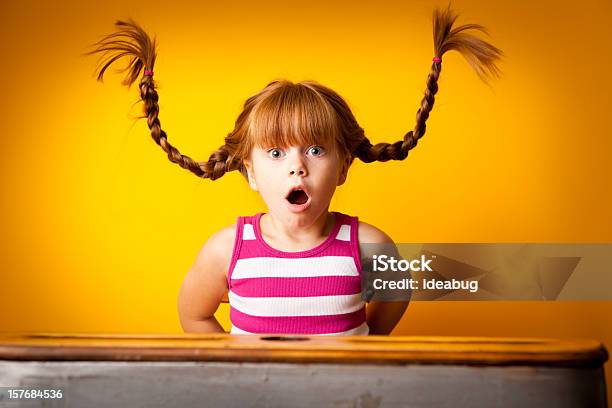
[1,0,610,402]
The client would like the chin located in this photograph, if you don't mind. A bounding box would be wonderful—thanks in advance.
[285,207,326,227]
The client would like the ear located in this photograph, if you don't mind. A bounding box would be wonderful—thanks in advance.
[243,159,258,191]
[337,155,352,186]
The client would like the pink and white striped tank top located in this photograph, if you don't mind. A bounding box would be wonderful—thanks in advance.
[227,212,369,336]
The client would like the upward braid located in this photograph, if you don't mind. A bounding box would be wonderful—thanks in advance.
[353,6,503,163]
[89,7,502,178]
[88,20,236,180]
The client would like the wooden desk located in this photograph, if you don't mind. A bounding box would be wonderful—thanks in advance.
[0,333,608,407]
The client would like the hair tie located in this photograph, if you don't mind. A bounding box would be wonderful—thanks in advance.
[432,57,442,63]
[144,69,154,76]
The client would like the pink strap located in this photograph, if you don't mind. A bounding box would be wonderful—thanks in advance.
[432,57,442,63]
[144,69,154,76]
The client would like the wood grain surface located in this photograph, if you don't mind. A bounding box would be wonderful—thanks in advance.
[0,333,607,367]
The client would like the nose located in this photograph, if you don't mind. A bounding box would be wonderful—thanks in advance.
[290,167,306,176]
[288,151,308,177]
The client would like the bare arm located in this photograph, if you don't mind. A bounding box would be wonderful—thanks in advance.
[359,222,409,335]
[177,225,235,333]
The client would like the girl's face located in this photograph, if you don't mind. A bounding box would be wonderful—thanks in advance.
[244,143,349,228]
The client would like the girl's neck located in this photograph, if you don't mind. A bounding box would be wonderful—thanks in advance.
[259,211,336,252]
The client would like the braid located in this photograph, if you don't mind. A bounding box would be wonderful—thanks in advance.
[88,19,235,180]
[353,5,503,164]
[89,9,502,177]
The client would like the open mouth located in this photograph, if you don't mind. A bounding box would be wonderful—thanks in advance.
[286,188,310,205]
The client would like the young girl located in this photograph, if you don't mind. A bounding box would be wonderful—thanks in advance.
[90,6,502,335]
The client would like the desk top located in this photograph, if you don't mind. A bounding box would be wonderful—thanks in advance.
[0,333,607,367]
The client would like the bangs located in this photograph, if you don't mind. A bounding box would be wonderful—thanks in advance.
[246,82,342,151]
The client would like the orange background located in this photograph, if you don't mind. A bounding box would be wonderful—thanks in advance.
[0,0,610,401]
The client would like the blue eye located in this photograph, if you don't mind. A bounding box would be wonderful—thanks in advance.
[308,146,325,156]
[268,148,285,159]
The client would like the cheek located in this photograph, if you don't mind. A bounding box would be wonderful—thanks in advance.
[250,158,267,182]
[322,158,343,183]
[311,163,341,195]
[252,165,281,194]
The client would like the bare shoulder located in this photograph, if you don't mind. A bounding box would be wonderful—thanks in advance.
[192,224,237,279]
[358,221,398,259]
[203,224,236,253]
[358,221,394,244]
